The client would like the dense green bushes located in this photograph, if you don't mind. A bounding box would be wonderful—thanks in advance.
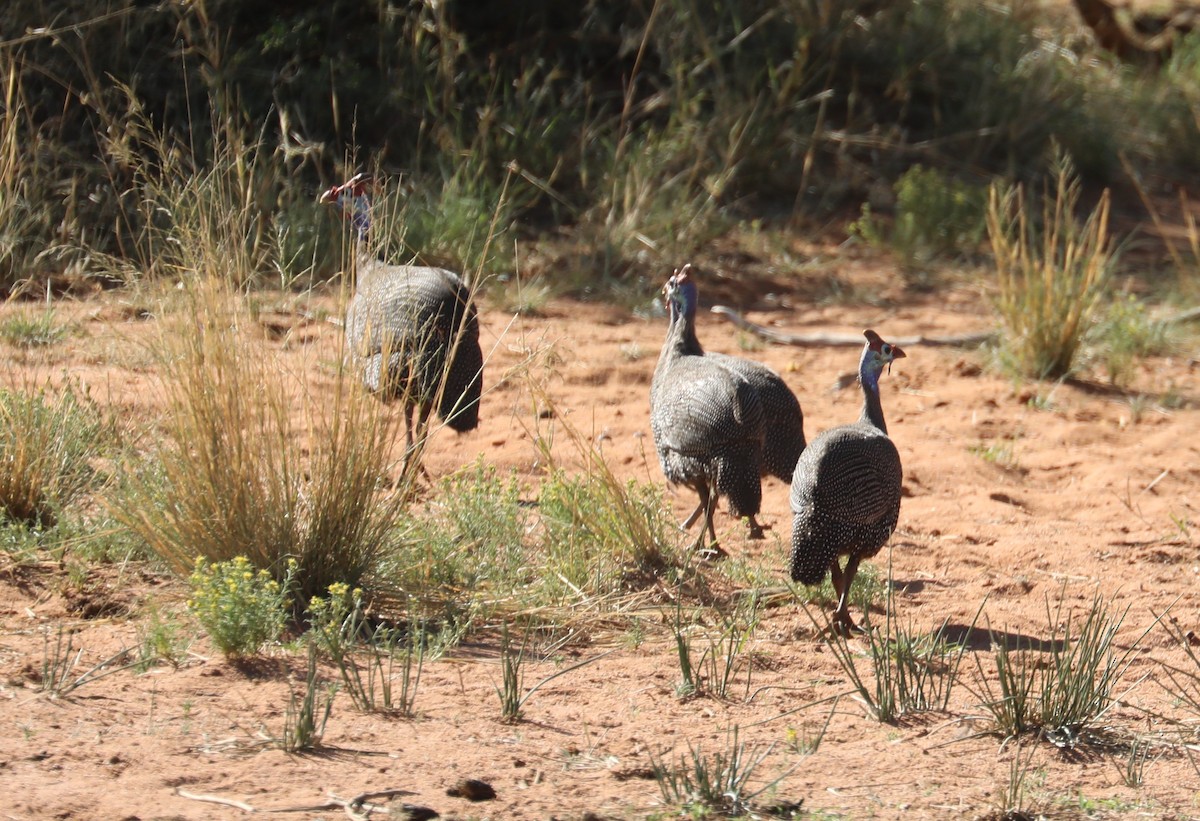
[5,0,1200,291]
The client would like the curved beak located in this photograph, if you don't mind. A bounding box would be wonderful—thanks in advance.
[318,185,340,205]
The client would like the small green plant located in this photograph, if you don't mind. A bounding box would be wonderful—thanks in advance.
[989,151,1116,379]
[279,646,336,753]
[187,556,293,658]
[1111,736,1154,788]
[784,696,839,756]
[991,739,1039,820]
[0,307,69,348]
[1089,293,1174,387]
[492,621,618,723]
[851,164,987,280]
[666,595,761,700]
[969,439,1019,470]
[134,605,189,672]
[307,583,425,715]
[650,725,790,818]
[497,622,528,723]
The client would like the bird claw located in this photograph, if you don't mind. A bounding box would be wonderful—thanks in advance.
[831,614,866,637]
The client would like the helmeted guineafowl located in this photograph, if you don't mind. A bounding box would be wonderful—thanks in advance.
[665,265,806,538]
[789,329,905,634]
[320,174,483,457]
[651,264,765,558]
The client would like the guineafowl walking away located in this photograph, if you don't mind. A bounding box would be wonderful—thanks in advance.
[665,265,806,538]
[320,174,483,463]
[651,264,766,558]
[789,329,905,635]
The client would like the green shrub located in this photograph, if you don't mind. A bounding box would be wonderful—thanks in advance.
[1089,293,1174,386]
[187,556,293,658]
[0,308,69,348]
[537,468,678,601]
[851,165,987,279]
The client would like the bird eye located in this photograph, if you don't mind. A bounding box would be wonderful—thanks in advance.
[881,344,891,355]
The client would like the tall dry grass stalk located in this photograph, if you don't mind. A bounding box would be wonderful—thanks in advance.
[988,155,1115,379]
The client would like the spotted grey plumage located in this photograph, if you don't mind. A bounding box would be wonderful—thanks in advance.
[789,329,905,634]
[320,174,482,453]
[662,266,805,538]
[708,351,806,495]
[650,264,765,557]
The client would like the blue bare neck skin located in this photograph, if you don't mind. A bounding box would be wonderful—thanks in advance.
[345,191,371,243]
[669,282,703,355]
[858,354,888,433]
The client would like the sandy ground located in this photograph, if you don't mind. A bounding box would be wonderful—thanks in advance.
[2,255,1200,820]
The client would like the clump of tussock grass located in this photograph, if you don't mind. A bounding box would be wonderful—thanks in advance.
[650,725,790,819]
[989,151,1116,380]
[803,572,979,724]
[0,383,108,527]
[0,303,69,348]
[105,119,415,610]
[968,590,1156,742]
[110,275,414,613]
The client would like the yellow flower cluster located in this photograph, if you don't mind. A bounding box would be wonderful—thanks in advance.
[187,555,291,658]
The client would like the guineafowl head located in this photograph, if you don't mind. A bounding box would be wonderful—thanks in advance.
[662,263,698,322]
[859,329,906,389]
[319,173,373,240]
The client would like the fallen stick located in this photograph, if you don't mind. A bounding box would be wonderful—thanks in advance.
[176,787,422,816]
[710,305,998,348]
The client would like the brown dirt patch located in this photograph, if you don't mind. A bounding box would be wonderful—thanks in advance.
[2,262,1199,820]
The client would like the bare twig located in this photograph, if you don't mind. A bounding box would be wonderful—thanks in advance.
[175,787,420,816]
[709,306,997,348]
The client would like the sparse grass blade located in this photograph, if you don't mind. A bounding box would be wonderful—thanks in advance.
[38,625,141,698]
[799,569,977,723]
[650,725,789,818]
[280,646,336,753]
[970,589,1157,742]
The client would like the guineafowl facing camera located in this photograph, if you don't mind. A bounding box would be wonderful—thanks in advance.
[650,264,766,558]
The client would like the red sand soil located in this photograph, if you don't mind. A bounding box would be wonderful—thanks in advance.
[2,257,1200,820]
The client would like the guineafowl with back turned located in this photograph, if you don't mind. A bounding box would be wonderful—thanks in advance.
[666,265,806,538]
[790,329,905,634]
[651,265,765,557]
[319,174,483,459]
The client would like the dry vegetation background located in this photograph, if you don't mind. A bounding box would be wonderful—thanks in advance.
[3,1,1200,819]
